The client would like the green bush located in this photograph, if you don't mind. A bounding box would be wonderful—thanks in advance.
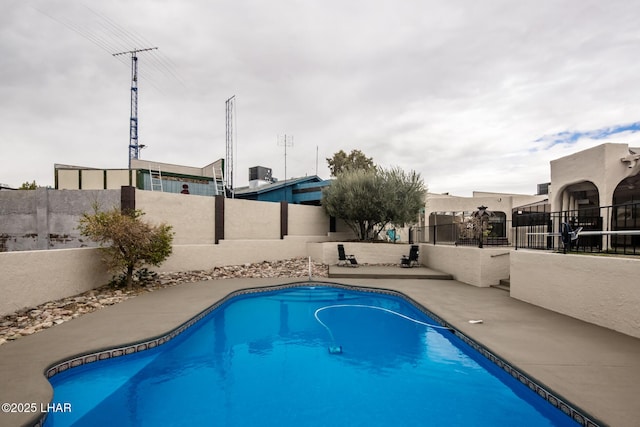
[78,208,174,289]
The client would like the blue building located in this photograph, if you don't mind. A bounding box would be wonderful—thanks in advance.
[234,176,330,205]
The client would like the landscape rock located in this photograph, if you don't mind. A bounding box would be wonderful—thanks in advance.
[0,257,329,347]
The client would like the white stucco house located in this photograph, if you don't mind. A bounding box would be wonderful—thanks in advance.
[425,143,640,246]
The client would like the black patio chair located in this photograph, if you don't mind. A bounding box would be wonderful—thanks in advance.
[401,245,419,268]
[337,244,358,267]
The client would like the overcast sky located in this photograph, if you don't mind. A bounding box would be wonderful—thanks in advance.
[2,0,640,196]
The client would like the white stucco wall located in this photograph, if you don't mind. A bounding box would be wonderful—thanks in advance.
[308,242,417,265]
[2,239,638,342]
[550,143,640,210]
[421,245,511,287]
[426,193,546,224]
[511,250,640,339]
[0,248,111,316]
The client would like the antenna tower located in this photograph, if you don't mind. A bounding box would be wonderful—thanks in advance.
[225,96,235,193]
[113,47,158,168]
[277,134,294,181]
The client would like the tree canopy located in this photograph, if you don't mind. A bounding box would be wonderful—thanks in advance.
[18,181,37,190]
[78,208,174,288]
[326,149,375,176]
[322,167,426,241]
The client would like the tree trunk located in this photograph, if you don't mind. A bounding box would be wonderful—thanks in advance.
[125,264,135,290]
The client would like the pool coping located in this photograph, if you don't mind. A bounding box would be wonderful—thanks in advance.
[2,276,639,426]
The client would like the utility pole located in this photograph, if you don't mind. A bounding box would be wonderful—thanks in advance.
[113,47,157,168]
[225,96,235,195]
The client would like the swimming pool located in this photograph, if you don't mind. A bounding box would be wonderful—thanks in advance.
[45,285,579,426]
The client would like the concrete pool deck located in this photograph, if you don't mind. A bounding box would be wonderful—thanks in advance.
[1,274,639,426]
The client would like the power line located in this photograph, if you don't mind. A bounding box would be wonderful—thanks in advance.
[34,5,184,90]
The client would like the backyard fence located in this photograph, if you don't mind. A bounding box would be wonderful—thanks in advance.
[421,211,511,248]
[424,201,640,255]
[513,201,640,255]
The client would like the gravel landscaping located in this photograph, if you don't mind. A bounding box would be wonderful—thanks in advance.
[0,257,329,347]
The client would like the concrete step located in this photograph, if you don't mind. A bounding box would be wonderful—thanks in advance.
[491,278,511,292]
[328,265,454,280]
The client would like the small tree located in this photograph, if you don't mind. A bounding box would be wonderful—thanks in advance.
[78,208,174,289]
[323,167,425,240]
[19,181,37,190]
[326,149,375,176]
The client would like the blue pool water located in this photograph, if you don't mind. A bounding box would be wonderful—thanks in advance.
[45,286,577,426]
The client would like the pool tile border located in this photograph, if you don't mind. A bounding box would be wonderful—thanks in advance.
[41,281,601,427]
[368,285,602,427]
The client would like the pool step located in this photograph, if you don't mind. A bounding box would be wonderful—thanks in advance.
[328,265,454,280]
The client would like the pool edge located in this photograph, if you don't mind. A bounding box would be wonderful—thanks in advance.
[37,280,604,427]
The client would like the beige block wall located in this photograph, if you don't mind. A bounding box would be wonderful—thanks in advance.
[0,248,111,316]
[82,170,104,190]
[106,170,133,189]
[131,190,331,245]
[288,204,329,236]
[511,250,640,339]
[136,191,215,245]
[57,170,80,190]
[422,245,511,287]
[224,198,280,240]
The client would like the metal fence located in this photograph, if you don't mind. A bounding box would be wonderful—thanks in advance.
[421,201,640,255]
[513,202,640,255]
[415,222,511,247]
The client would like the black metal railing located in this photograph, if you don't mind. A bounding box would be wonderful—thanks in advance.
[513,202,640,255]
[420,222,511,247]
[423,201,640,255]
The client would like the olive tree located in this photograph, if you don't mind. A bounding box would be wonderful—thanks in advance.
[322,167,425,241]
[78,208,174,289]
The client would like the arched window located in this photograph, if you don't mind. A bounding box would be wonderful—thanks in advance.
[613,174,640,205]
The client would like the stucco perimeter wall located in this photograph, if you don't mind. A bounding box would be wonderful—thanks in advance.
[0,235,330,316]
[224,198,281,240]
[136,193,331,243]
[0,248,111,317]
[421,245,511,287]
[287,204,329,236]
[511,250,640,339]
[136,190,215,245]
[307,242,416,265]
[155,236,322,272]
